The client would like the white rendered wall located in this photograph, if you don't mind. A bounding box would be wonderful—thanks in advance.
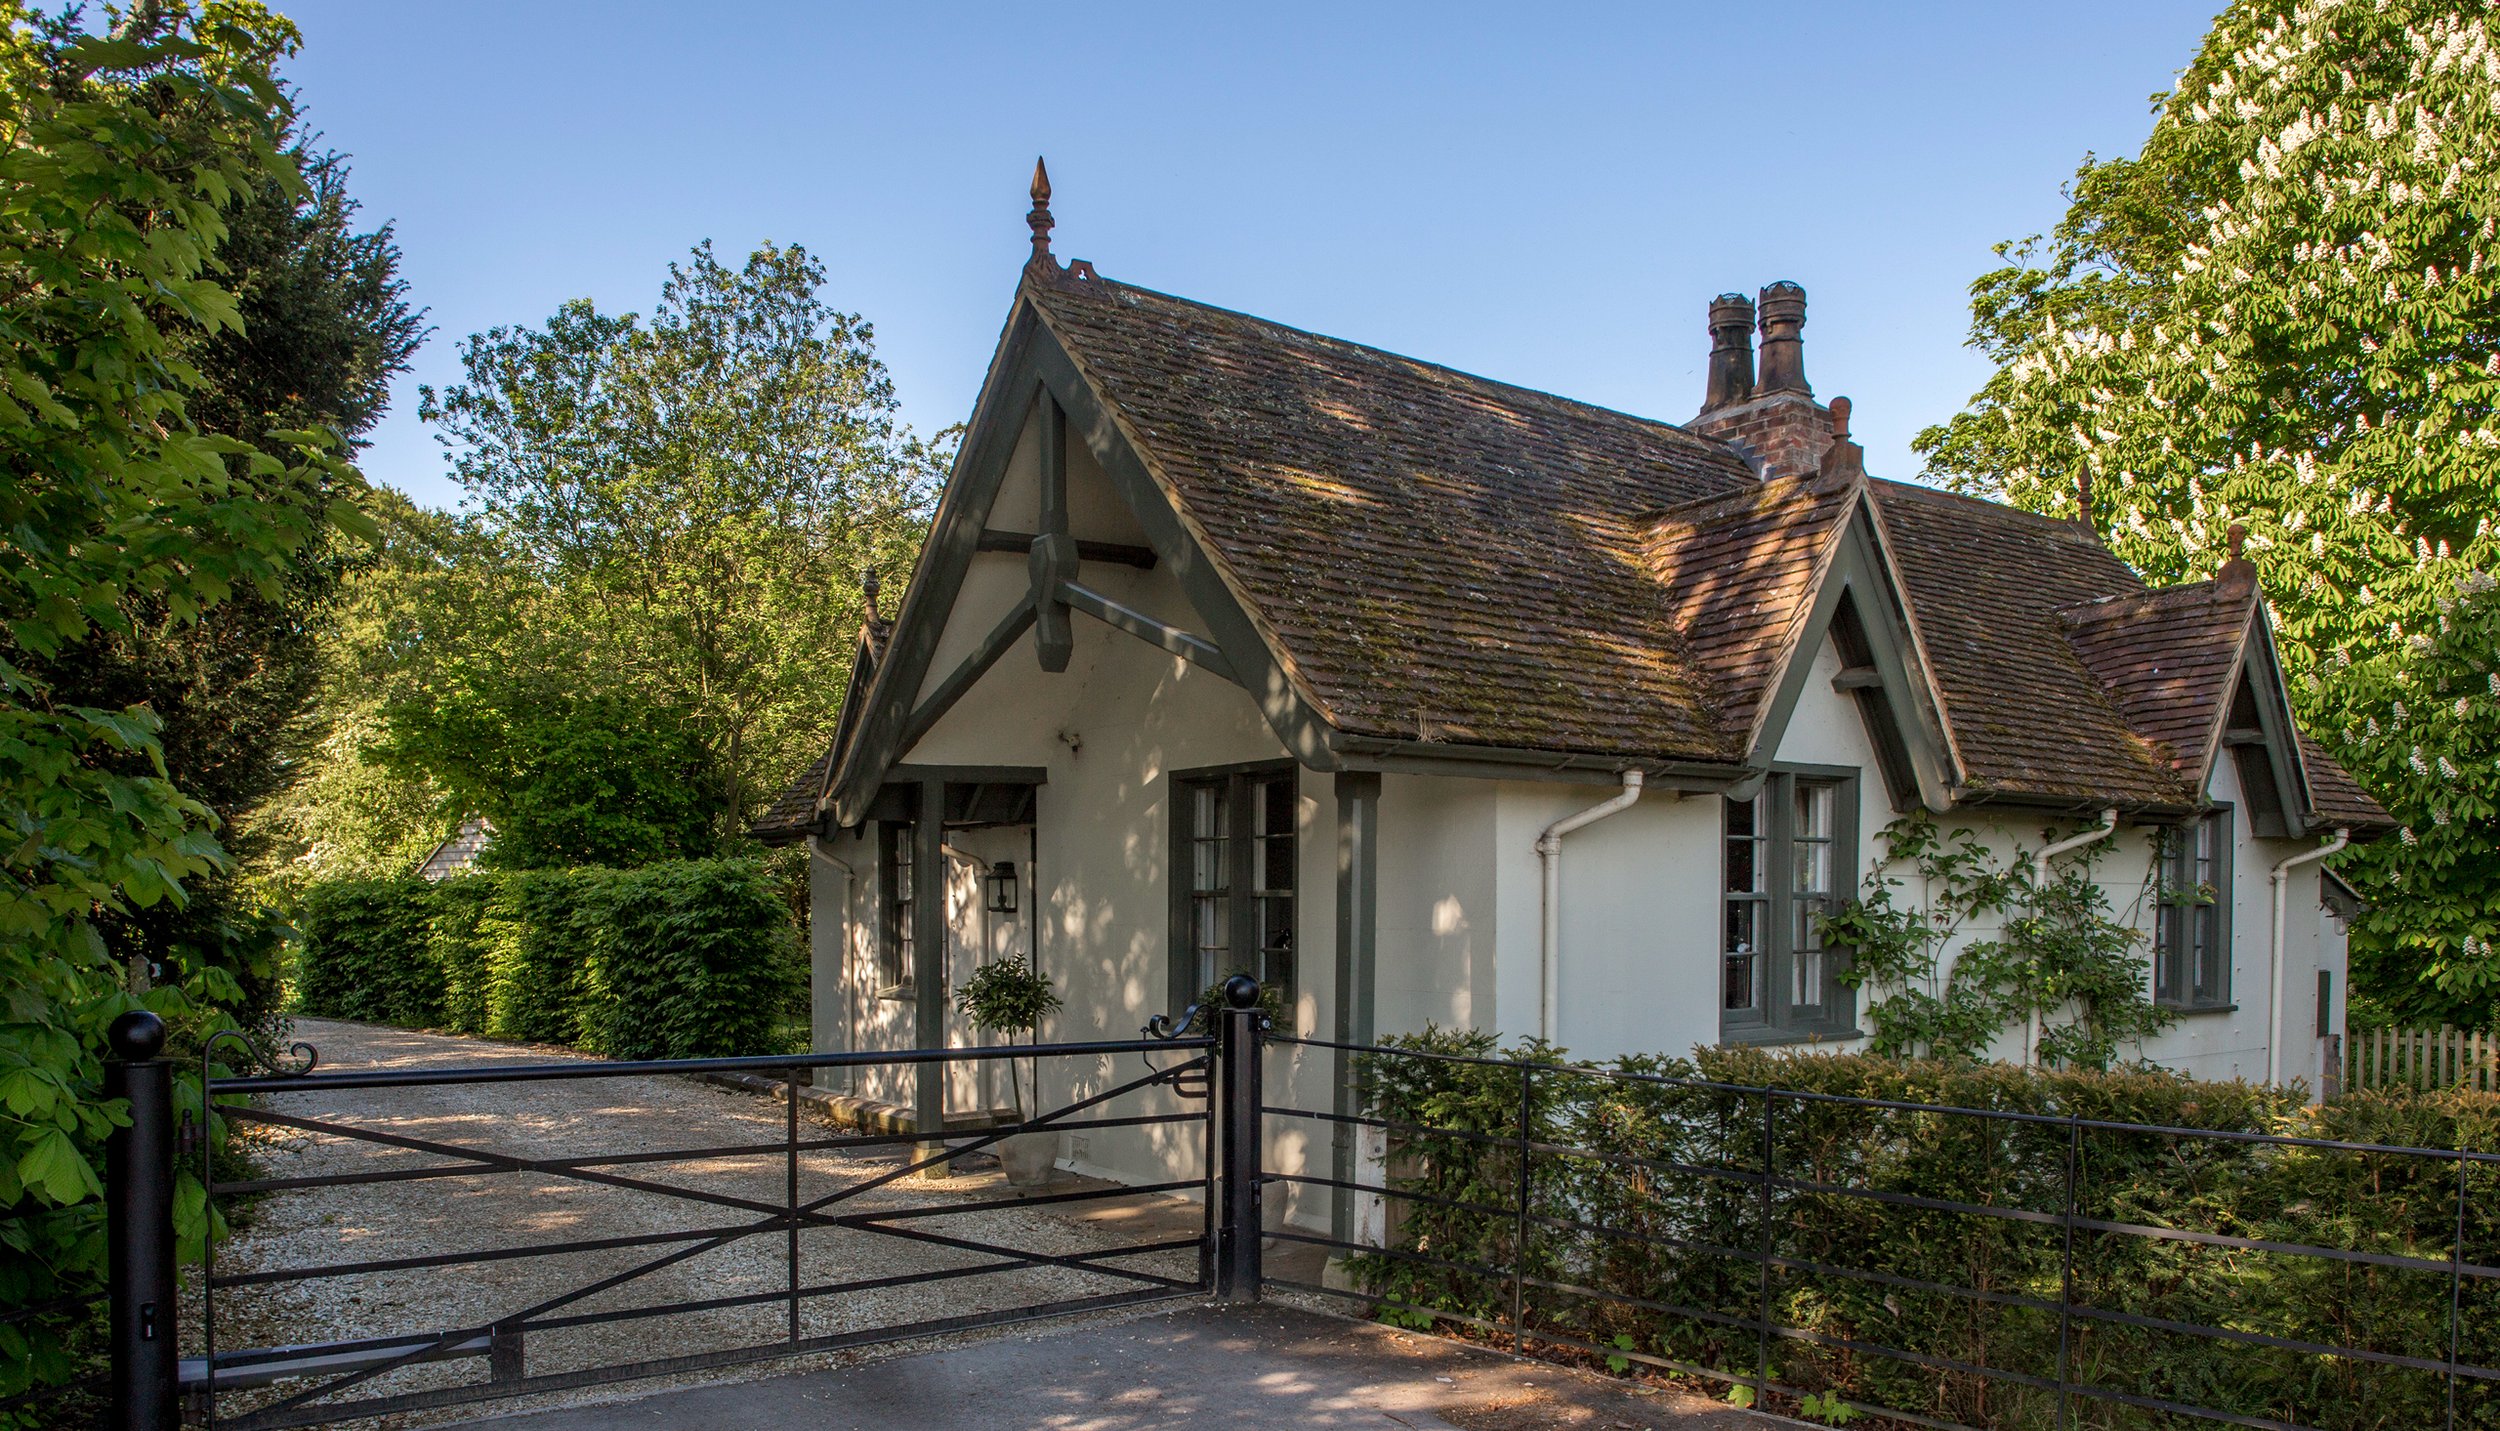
[817,414,1337,1222]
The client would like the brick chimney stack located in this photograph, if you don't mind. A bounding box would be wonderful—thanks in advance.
[1689,281,1832,483]
[1702,293,1755,412]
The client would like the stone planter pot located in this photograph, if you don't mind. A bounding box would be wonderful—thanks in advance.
[999,1129,1059,1188]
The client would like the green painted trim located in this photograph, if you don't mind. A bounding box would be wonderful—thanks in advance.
[895,598,1038,753]
[2230,611,2317,836]
[1743,502,1956,813]
[1330,770,1380,1244]
[1027,314,1340,771]
[1059,578,1240,684]
[827,324,1046,824]
[977,529,1156,568]
[911,778,947,1136]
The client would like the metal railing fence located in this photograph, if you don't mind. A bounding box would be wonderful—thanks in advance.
[1261,1032,2500,1431]
[92,996,1269,1431]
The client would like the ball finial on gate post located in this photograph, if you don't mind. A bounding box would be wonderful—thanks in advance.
[1221,973,1261,1010]
[108,1010,166,1062]
[1027,156,1055,269]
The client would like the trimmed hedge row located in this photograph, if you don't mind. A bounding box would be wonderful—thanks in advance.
[294,860,801,1059]
[1356,1031,2500,1431]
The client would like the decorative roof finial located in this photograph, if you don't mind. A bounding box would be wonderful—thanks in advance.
[1815,395,1865,487]
[1027,156,1055,271]
[2218,522,2258,593]
[862,567,883,626]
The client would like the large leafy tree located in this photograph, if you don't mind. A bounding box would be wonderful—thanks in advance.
[0,0,366,1407]
[18,113,419,1013]
[396,240,941,857]
[1917,0,2500,1025]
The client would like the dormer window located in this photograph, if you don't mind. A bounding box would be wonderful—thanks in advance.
[2155,809,2234,1011]
[1722,769,1859,1042]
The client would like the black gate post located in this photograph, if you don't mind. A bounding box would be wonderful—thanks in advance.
[1215,974,1265,1302]
[106,1010,180,1431]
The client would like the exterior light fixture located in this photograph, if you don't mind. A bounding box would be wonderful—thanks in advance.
[985,861,1019,914]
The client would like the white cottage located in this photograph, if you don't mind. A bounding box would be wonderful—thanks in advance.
[753,170,2388,1229]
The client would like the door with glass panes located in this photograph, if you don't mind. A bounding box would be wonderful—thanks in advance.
[1171,763,1297,1018]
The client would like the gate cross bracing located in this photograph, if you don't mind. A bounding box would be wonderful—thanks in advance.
[89,983,1272,1430]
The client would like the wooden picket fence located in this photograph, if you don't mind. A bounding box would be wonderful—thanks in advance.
[2343,1024,2500,1093]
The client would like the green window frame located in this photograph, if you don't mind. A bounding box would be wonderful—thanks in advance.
[877,821,914,999]
[1722,768,1859,1043]
[1169,761,1298,1016]
[2155,808,2233,1012]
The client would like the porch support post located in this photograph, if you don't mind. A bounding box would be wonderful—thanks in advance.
[913,777,947,1160]
[1331,771,1381,1244]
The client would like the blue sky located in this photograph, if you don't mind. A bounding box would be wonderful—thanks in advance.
[276,2,2219,510]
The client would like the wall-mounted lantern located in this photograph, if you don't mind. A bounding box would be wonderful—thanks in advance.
[985,861,1020,914]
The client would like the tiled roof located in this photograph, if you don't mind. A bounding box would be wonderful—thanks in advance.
[1030,273,1756,757]
[1641,473,1858,750]
[2297,730,2394,831]
[415,817,492,879]
[752,744,834,845]
[2060,580,2255,776]
[768,262,2388,834]
[1865,481,2192,807]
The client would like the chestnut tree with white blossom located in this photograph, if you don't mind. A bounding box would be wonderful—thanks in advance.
[1918,0,2500,1024]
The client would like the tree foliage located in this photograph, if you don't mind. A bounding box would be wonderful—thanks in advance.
[0,0,364,1408]
[1916,0,2500,1021]
[390,240,942,860]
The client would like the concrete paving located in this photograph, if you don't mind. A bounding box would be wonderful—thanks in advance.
[457,1303,1770,1430]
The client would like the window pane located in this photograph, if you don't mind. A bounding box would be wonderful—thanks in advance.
[2155,905,2180,1002]
[1724,899,1761,1012]
[1796,782,1834,839]
[1725,796,1765,894]
[1793,896,1825,1008]
[2192,905,2220,1003]
[1253,776,1296,997]
[1257,777,1296,894]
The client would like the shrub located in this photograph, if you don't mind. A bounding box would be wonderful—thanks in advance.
[294,878,442,1026]
[1356,1030,2500,1431]
[584,859,800,1060]
[485,869,597,1045]
[427,874,497,1035]
[291,859,800,1058]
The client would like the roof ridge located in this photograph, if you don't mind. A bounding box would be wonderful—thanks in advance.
[1870,476,2117,549]
[2057,577,2239,623]
[1638,470,1831,529]
[1029,270,1748,469]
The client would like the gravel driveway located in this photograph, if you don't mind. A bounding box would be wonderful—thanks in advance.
[190,1019,1203,1429]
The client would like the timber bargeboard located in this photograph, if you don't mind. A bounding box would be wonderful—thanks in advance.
[1738,489,1957,813]
[829,288,1335,827]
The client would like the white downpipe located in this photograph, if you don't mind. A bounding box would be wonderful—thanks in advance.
[2268,828,2351,1088]
[2026,809,2118,1067]
[1537,771,1644,1044]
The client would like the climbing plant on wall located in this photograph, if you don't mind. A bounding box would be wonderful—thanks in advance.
[1822,812,2174,1070]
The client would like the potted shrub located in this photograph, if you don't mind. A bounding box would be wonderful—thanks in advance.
[955,956,1064,1187]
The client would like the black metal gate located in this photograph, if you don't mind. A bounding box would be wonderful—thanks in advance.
[96,981,1271,1429]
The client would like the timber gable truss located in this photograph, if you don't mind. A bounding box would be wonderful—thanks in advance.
[825,286,1333,828]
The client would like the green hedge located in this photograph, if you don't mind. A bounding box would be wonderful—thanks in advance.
[1356,1031,2500,1431]
[295,878,443,1028]
[294,860,801,1059]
